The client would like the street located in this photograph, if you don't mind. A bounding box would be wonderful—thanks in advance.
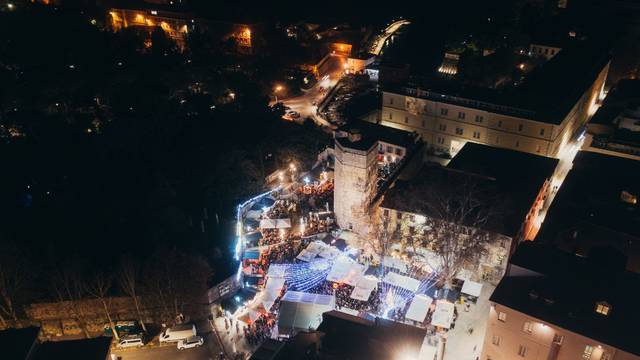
[281,55,345,128]
[112,319,224,360]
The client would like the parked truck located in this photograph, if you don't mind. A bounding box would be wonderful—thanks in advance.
[159,324,196,343]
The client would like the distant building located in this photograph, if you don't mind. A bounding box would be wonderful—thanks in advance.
[107,4,194,45]
[375,41,609,158]
[536,151,640,273]
[333,121,421,235]
[583,79,640,160]
[482,242,640,360]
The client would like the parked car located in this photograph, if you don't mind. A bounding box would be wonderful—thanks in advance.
[116,335,145,349]
[159,324,196,343]
[177,335,204,350]
[104,320,142,337]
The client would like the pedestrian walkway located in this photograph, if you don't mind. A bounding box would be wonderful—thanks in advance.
[443,284,495,360]
[210,315,256,359]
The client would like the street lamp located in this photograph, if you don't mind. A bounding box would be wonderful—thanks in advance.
[274,85,283,103]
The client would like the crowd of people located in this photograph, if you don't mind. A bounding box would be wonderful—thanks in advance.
[243,314,276,346]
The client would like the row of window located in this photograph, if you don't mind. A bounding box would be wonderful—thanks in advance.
[388,110,547,137]
[377,143,404,156]
[531,45,557,56]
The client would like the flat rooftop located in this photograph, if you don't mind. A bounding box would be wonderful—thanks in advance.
[536,151,640,272]
[493,242,640,356]
[382,143,557,237]
[335,120,418,152]
[385,40,611,125]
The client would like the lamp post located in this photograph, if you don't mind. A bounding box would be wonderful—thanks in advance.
[274,85,283,104]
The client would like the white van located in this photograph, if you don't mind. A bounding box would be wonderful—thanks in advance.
[159,324,196,343]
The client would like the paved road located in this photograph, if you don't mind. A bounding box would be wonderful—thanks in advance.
[281,56,345,129]
[112,319,223,360]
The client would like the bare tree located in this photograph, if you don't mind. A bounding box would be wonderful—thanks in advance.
[50,262,91,338]
[0,242,33,328]
[86,271,119,340]
[117,255,147,332]
[406,171,500,289]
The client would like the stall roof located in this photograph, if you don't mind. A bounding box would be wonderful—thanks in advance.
[382,272,420,292]
[461,280,483,298]
[350,275,378,301]
[431,300,455,329]
[406,295,433,323]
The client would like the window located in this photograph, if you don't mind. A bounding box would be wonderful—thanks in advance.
[395,148,403,156]
[518,345,528,357]
[601,352,612,360]
[473,131,481,139]
[550,49,555,55]
[498,311,507,322]
[536,145,541,153]
[383,209,389,217]
[595,301,610,316]
[458,112,466,119]
[455,128,464,135]
[522,321,533,334]
[437,137,444,144]
[491,335,501,346]
[440,108,448,116]
[544,48,549,55]
[540,128,545,136]
[515,140,520,148]
[498,120,503,127]
[518,124,524,132]
[389,97,394,105]
[552,334,564,345]
[404,117,409,124]
[439,124,447,131]
[387,146,393,153]
[388,112,393,120]
[582,345,594,360]
[475,115,483,123]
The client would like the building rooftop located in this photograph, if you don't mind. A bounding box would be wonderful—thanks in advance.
[32,337,112,360]
[385,40,610,125]
[0,327,39,360]
[536,151,640,272]
[334,120,418,152]
[316,311,426,360]
[381,143,557,237]
[493,241,640,356]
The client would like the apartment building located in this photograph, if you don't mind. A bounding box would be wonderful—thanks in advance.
[482,242,640,360]
[376,41,610,158]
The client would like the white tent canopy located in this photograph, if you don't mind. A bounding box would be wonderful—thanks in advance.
[326,256,365,285]
[461,280,483,298]
[245,210,262,220]
[259,218,292,229]
[431,300,455,329]
[296,249,317,262]
[405,295,433,323]
[278,291,335,335]
[350,275,378,301]
[382,272,420,292]
[267,264,288,278]
[383,256,409,273]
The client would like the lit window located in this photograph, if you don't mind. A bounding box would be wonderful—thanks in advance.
[498,311,507,322]
[553,334,564,344]
[522,321,533,334]
[518,345,528,357]
[595,302,610,316]
[582,345,594,360]
[492,335,501,346]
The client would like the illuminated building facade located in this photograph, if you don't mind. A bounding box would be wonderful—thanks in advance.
[107,8,192,44]
[482,242,640,360]
[375,42,610,158]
